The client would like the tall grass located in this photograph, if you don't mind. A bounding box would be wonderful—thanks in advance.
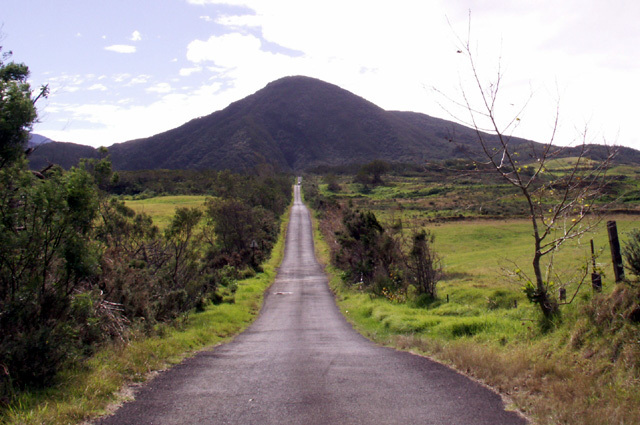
[0,201,290,425]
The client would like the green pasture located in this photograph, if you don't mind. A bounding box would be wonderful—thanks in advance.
[317,159,640,222]
[312,169,640,343]
[328,214,639,343]
[124,195,208,229]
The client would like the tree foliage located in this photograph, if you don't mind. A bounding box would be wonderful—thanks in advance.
[0,47,47,167]
[354,159,391,186]
[407,229,442,298]
[334,207,442,301]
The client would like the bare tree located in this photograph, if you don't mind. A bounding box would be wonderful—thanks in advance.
[440,22,617,318]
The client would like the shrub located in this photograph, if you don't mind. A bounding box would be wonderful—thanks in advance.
[623,229,640,277]
[406,229,442,298]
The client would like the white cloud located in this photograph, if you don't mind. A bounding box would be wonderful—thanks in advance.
[146,82,173,94]
[127,74,152,85]
[88,84,107,91]
[190,0,638,148]
[130,30,142,41]
[104,44,136,54]
[179,66,203,76]
[113,73,132,83]
[215,14,260,28]
[199,15,214,22]
[187,33,262,65]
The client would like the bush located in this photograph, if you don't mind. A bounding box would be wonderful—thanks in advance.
[406,229,442,298]
[333,207,442,302]
[623,229,640,277]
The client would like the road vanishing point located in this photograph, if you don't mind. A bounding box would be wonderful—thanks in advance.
[96,184,527,425]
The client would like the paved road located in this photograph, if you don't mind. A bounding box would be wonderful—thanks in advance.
[97,184,527,425]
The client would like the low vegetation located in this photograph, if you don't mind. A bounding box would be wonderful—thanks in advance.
[0,208,289,424]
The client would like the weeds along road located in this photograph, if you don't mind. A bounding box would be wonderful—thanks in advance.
[96,184,527,425]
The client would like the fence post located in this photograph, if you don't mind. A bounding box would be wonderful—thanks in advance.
[559,287,567,302]
[607,221,625,282]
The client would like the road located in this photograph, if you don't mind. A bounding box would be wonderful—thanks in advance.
[96,184,527,425]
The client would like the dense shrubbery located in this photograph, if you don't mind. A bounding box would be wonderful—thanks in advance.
[110,167,292,209]
[333,207,442,300]
[0,156,291,396]
[1,138,291,399]
[303,175,442,301]
[0,160,101,389]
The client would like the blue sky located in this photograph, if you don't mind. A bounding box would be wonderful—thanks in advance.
[3,0,639,150]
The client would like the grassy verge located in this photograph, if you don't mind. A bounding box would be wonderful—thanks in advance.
[310,207,640,425]
[0,202,291,425]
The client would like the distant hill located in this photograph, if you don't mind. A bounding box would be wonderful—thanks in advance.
[28,134,52,147]
[28,141,100,171]
[27,76,640,171]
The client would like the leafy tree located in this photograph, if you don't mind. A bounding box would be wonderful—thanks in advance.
[335,209,386,285]
[164,207,202,285]
[204,198,278,268]
[324,173,341,192]
[333,207,443,301]
[0,164,100,387]
[359,160,391,185]
[0,47,48,167]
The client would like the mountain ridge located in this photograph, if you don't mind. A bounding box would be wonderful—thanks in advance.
[28,76,640,171]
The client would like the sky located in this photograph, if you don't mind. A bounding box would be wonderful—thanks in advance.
[2,0,639,150]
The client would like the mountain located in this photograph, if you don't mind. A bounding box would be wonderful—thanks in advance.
[28,141,100,171]
[28,134,52,147]
[27,76,640,171]
[105,76,535,171]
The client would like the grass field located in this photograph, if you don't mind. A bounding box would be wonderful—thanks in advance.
[308,168,640,425]
[335,216,636,336]
[309,163,640,423]
[124,195,209,229]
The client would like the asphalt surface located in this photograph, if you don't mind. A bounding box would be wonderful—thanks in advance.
[96,184,527,425]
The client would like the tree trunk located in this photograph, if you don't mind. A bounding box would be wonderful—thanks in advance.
[530,209,558,318]
[532,249,558,318]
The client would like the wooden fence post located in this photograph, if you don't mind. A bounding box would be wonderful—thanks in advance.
[607,220,625,282]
